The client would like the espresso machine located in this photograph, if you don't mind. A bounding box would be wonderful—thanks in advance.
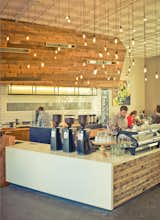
[77,115,91,154]
[62,117,75,152]
[50,115,63,151]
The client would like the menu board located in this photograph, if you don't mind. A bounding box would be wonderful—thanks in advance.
[101,89,109,125]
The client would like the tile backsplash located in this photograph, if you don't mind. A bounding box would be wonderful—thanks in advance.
[0,85,101,124]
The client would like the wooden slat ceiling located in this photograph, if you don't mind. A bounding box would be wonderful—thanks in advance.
[0,0,159,57]
[0,19,126,87]
[0,0,159,87]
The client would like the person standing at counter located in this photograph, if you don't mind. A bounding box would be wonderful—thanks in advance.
[113,105,128,132]
[37,107,50,128]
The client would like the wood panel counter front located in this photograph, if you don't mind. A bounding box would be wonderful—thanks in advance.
[2,128,30,141]
[5,142,160,210]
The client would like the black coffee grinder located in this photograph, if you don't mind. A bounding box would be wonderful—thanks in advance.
[77,115,91,154]
[50,114,63,151]
[62,117,75,152]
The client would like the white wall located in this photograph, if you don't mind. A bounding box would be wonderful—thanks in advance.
[145,56,160,114]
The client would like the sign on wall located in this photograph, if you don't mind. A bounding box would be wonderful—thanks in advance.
[112,81,131,106]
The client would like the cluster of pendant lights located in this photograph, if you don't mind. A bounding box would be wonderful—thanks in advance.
[5,0,159,85]
[5,34,64,70]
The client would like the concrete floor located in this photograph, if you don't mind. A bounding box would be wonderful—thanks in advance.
[0,184,160,220]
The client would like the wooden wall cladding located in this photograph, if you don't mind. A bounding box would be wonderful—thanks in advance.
[2,128,30,141]
[0,19,126,88]
[113,150,160,208]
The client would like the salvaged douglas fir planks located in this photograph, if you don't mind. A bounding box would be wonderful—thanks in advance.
[113,150,160,208]
[0,135,15,187]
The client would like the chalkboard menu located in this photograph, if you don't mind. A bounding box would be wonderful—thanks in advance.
[101,89,109,125]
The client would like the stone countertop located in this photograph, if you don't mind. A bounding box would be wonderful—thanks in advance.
[6,141,160,166]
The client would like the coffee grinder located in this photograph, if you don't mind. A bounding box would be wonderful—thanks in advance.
[50,114,63,151]
[62,117,75,152]
[77,115,91,154]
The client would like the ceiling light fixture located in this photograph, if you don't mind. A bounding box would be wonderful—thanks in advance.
[82,33,86,39]
[93,68,97,75]
[98,53,103,58]
[27,64,30,69]
[33,52,37,57]
[114,37,118,44]
[6,36,10,41]
[26,36,30,41]
[115,51,118,59]
[41,62,45,68]
[155,72,159,79]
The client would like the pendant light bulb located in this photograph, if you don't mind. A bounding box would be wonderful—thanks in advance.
[155,72,159,79]
[57,47,61,52]
[87,80,90,85]
[98,53,103,58]
[93,68,97,75]
[76,76,79,81]
[84,41,87,46]
[144,76,148,82]
[6,36,10,41]
[144,65,147,73]
[82,33,86,39]
[117,69,121,75]
[128,65,131,73]
[27,64,30,69]
[144,17,147,22]
[107,50,110,56]
[33,53,37,57]
[128,46,131,53]
[104,46,107,52]
[80,74,83,79]
[115,51,118,60]
[41,62,45,68]
[93,36,96,44]
[132,59,135,66]
[114,38,118,44]
[119,25,123,32]
[132,38,135,46]
[26,35,30,41]
[102,63,105,69]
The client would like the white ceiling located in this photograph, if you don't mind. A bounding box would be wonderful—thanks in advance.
[0,0,160,58]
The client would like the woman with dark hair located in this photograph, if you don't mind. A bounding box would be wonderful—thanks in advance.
[127,110,137,128]
[152,105,160,124]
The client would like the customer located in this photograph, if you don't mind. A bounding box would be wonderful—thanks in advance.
[152,105,160,124]
[113,105,128,131]
[127,110,137,128]
[37,107,50,128]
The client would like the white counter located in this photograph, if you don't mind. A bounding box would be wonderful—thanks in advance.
[5,142,160,210]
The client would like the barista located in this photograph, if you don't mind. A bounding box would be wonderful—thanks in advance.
[113,105,128,132]
[37,107,50,128]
